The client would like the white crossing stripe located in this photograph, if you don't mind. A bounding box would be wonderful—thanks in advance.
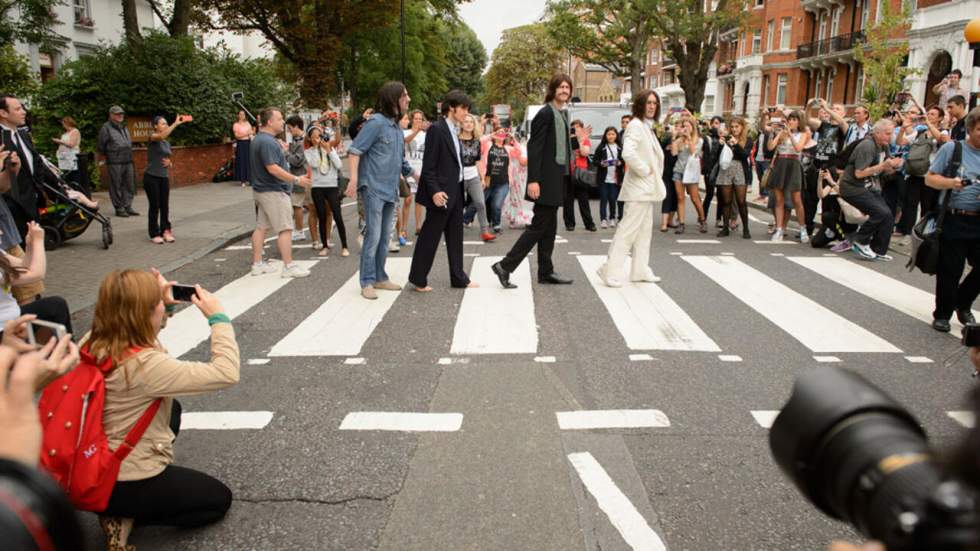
[814,356,841,363]
[344,357,366,365]
[788,256,980,338]
[669,252,683,256]
[181,411,274,430]
[905,356,934,364]
[676,239,720,244]
[751,410,780,429]
[339,412,463,432]
[718,355,742,362]
[753,241,798,245]
[246,358,270,365]
[567,452,667,551]
[769,253,785,257]
[947,411,976,428]
[268,258,411,356]
[463,240,485,245]
[629,354,654,361]
[534,356,556,363]
[159,261,318,358]
[683,256,901,353]
[450,257,537,354]
[578,255,720,352]
[557,410,670,430]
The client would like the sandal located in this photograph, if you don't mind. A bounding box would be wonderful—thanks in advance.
[767,223,776,235]
[698,220,707,233]
[674,223,686,235]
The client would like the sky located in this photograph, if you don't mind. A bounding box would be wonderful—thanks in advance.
[458,0,548,59]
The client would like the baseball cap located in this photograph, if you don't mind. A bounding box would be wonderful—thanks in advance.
[109,105,125,115]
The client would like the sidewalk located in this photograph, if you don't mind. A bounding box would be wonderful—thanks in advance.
[47,182,257,312]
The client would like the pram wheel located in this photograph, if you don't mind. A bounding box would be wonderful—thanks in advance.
[42,226,62,250]
[101,223,113,249]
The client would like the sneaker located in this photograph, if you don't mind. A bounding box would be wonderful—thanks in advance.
[493,226,502,234]
[398,235,407,246]
[610,219,617,228]
[389,240,400,253]
[361,286,378,300]
[874,254,893,262]
[292,230,307,241]
[464,222,473,229]
[851,242,877,260]
[281,262,311,278]
[799,228,810,244]
[481,232,497,242]
[151,236,165,244]
[830,240,851,253]
[600,220,608,229]
[770,229,783,242]
[251,261,278,276]
[374,280,402,291]
[162,230,175,243]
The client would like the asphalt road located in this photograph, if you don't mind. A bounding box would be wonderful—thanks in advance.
[74,199,977,551]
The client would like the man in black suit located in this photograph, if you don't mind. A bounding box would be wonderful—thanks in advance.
[492,75,576,289]
[0,94,58,242]
[408,90,477,291]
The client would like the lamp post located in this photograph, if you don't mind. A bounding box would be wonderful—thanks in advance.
[967,17,980,109]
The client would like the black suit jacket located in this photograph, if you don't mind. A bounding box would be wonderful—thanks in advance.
[526,106,570,207]
[1,127,51,221]
[416,118,463,209]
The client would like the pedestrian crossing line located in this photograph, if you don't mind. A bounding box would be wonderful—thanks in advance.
[769,253,785,257]
[905,356,934,364]
[629,354,654,361]
[181,411,275,430]
[567,452,667,551]
[676,239,720,244]
[534,356,557,363]
[214,258,226,262]
[601,239,613,243]
[464,253,480,257]
[718,355,742,362]
[344,357,366,365]
[246,358,270,365]
[339,412,463,432]
[683,256,902,353]
[751,410,780,429]
[814,356,841,363]
[822,253,838,257]
[159,260,319,359]
[720,252,735,256]
[754,241,798,245]
[669,252,683,256]
[568,251,581,255]
[787,256,980,339]
[268,258,412,357]
[463,240,485,245]
[578,255,721,352]
[224,244,266,251]
[450,256,537,354]
[557,410,670,430]
[948,411,976,428]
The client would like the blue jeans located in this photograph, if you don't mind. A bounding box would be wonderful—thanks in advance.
[486,184,508,228]
[599,182,620,221]
[360,189,396,287]
[755,160,770,197]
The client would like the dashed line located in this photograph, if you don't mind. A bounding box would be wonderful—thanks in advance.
[339,412,463,432]
[947,411,976,428]
[669,252,684,256]
[905,356,934,364]
[246,358,270,365]
[754,241,798,245]
[676,239,720,244]
[557,410,670,430]
[813,356,841,363]
[534,356,557,363]
[769,253,785,257]
[344,357,366,365]
[568,251,581,255]
[181,411,274,430]
[629,354,654,361]
[718,355,742,362]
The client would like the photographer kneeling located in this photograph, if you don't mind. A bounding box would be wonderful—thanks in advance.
[83,269,240,550]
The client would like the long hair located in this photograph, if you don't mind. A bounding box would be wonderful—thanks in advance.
[729,116,748,148]
[376,81,407,120]
[602,126,618,144]
[87,270,163,365]
[631,90,661,122]
[544,74,574,103]
[681,116,700,142]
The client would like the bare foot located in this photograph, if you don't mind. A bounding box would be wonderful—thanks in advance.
[414,285,433,292]
[467,281,480,288]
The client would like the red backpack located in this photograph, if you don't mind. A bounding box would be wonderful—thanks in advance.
[36,346,161,512]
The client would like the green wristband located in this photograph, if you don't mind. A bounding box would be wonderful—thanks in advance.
[207,313,231,326]
[165,304,176,314]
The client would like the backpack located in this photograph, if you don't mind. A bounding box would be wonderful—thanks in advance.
[906,131,935,177]
[37,346,161,512]
[907,141,964,275]
[831,135,873,171]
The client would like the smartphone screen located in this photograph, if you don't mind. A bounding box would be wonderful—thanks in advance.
[171,284,198,302]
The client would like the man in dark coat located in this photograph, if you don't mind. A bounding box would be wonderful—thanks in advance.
[492,75,576,289]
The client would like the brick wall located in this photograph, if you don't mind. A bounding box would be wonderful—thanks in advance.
[97,142,233,188]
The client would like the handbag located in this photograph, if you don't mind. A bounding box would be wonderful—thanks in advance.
[718,144,733,171]
[398,176,410,198]
[575,166,598,188]
[682,154,701,184]
[759,166,773,190]
[837,196,870,225]
[907,141,963,275]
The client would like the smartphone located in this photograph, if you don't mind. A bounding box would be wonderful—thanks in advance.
[27,320,67,347]
[171,284,198,302]
[570,134,580,151]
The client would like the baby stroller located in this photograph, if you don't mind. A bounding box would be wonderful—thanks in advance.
[36,156,113,250]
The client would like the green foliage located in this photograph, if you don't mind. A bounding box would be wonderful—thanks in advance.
[0,0,68,54]
[0,44,40,101]
[445,24,488,100]
[484,24,563,120]
[31,32,291,158]
[853,1,918,120]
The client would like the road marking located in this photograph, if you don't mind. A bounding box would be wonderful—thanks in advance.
[788,256,980,338]
[814,356,841,363]
[753,240,798,245]
[769,253,785,257]
[344,357,366,365]
[683,256,901,353]
[629,353,653,361]
[718,355,742,362]
[601,239,613,243]
[534,356,556,363]
[748,214,766,224]
[720,252,735,256]
[463,240,485,245]
[181,411,274,430]
[557,410,670,430]
[948,411,976,428]
[246,358,270,365]
[464,253,480,257]
[676,239,720,244]
[159,261,318,358]
[568,251,581,255]
[451,256,537,354]
[823,253,838,257]
[905,356,934,363]
[438,357,452,365]
[751,410,780,429]
[339,412,463,432]
[567,452,667,551]
[578,255,720,352]
[669,252,684,256]
[224,244,266,251]
[268,258,411,356]
[214,258,226,262]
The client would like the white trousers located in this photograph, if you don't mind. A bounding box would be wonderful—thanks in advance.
[602,201,656,281]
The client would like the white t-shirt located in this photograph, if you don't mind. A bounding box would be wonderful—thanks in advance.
[604,143,619,183]
[303,147,342,188]
[0,276,20,326]
[56,130,79,171]
[404,130,426,182]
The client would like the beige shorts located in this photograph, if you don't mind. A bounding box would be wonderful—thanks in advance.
[254,191,293,234]
[290,189,305,208]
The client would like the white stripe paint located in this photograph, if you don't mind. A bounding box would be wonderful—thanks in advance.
[339,412,463,432]
[683,256,901,353]
[718,355,742,362]
[578,255,720,352]
[557,410,670,430]
[905,356,934,364]
[567,452,667,551]
[629,353,653,361]
[601,239,613,243]
[788,256,980,338]
[948,411,976,429]
[214,258,226,262]
[268,258,411,357]
[534,356,556,363]
[814,356,841,363]
[450,257,537,354]
[720,252,735,256]
[769,253,785,257]
[753,240,798,245]
[181,411,274,430]
[669,252,684,256]
[748,214,766,224]
[823,253,838,257]
[344,357,366,365]
[463,240,485,245]
[159,261,318,358]
[568,251,581,255]
[464,253,480,257]
[751,410,780,429]
[224,244,265,251]
[246,358,270,365]
[676,239,720,244]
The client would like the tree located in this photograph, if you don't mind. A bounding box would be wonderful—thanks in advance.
[0,0,67,54]
[0,44,40,102]
[853,1,918,120]
[145,0,198,37]
[122,0,142,43]
[445,24,487,100]
[484,24,563,120]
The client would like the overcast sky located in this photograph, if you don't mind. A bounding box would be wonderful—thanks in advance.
[458,0,548,59]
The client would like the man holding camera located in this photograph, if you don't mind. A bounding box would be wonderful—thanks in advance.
[844,105,872,147]
[933,69,966,111]
[926,107,980,333]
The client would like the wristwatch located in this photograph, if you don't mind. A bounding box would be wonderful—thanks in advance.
[293,176,300,186]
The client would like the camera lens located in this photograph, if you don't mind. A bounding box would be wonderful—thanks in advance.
[770,367,940,544]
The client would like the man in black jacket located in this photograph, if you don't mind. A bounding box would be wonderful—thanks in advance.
[492,75,575,289]
[0,94,57,241]
[408,91,476,291]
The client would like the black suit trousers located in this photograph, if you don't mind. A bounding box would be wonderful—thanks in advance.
[562,177,594,229]
[408,200,469,288]
[501,202,558,278]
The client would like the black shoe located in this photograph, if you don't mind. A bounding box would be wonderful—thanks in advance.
[565,226,575,232]
[586,225,597,232]
[538,273,573,284]
[716,228,730,237]
[491,262,517,289]
[932,318,951,333]
[115,209,130,218]
[742,229,751,239]
[957,309,976,325]
[125,207,140,216]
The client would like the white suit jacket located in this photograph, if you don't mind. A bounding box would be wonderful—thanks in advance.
[619,118,666,202]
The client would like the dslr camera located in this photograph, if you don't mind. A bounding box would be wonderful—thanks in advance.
[770,366,979,550]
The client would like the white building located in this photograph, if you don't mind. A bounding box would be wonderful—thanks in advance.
[199,28,273,60]
[905,0,980,108]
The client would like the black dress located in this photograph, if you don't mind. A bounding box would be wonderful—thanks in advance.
[661,134,678,214]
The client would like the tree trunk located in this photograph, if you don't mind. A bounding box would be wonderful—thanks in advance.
[629,31,647,97]
[169,0,192,37]
[121,0,141,43]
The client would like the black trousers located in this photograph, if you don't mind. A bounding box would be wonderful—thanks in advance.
[842,189,894,256]
[21,295,73,334]
[143,174,171,238]
[897,175,937,235]
[311,187,348,249]
[935,236,980,321]
[703,174,718,221]
[563,178,594,229]
[501,203,558,278]
[408,200,469,288]
[803,165,821,234]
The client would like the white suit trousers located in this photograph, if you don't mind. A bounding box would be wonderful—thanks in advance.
[603,201,656,281]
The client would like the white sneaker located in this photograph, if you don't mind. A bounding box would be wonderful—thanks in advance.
[799,228,810,244]
[357,232,364,247]
[389,239,400,253]
[770,229,783,242]
[600,219,608,229]
[292,229,307,241]
[251,261,278,276]
[610,219,617,228]
[281,262,311,278]
[851,242,877,261]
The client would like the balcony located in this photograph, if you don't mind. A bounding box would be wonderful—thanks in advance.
[796,31,864,67]
[800,0,843,12]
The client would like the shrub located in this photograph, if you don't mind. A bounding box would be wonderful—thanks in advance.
[0,44,40,101]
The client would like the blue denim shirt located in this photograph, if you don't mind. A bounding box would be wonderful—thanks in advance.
[348,114,413,203]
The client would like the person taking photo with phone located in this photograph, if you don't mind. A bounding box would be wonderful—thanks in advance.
[145,114,190,244]
[933,69,966,111]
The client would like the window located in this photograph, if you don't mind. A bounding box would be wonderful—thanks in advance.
[826,71,834,102]
[830,6,841,37]
[704,95,716,114]
[73,0,91,25]
[875,0,884,23]
[780,17,792,50]
[752,31,761,54]
[762,75,770,106]
[776,74,788,104]
[755,0,764,6]
[855,66,865,100]
[766,20,774,51]
[818,11,828,40]
[860,0,870,29]
[814,70,823,100]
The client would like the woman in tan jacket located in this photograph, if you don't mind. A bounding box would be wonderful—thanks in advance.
[86,269,240,551]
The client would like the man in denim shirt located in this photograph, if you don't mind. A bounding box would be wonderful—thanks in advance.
[345,82,418,300]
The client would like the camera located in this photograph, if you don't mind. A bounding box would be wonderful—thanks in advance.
[961,177,980,188]
[770,366,979,550]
